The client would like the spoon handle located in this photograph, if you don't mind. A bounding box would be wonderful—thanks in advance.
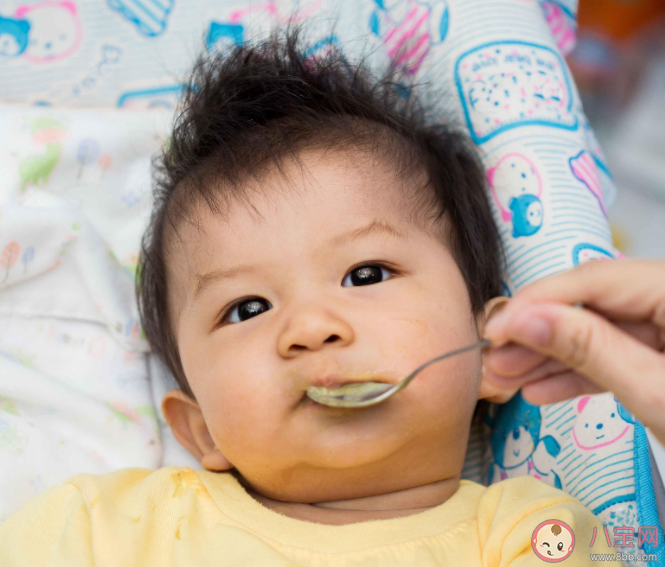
[401,339,492,389]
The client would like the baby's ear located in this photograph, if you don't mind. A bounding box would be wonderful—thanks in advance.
[476,296,510,337]
[162,390,234,472]
[477,296,518,404]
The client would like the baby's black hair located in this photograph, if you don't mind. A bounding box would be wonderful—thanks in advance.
[137,28,504,397]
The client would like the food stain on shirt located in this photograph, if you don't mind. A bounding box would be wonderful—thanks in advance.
[171,469,210,499]
[175,516,186,540]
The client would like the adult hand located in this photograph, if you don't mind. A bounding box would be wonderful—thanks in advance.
[483,259,665,447]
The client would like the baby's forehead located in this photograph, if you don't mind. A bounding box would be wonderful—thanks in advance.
[170,148,435,256]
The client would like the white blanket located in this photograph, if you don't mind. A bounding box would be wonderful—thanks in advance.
[0,107,198,521]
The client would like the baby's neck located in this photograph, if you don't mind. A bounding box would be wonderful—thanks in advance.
[240,475,462,526]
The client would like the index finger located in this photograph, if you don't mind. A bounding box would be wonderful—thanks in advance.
[510,259,665,324]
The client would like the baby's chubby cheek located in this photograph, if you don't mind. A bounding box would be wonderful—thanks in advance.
[189,362,289,462]
[391,317,429,339]
[378,315,481,412]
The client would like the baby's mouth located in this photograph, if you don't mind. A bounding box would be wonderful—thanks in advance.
[309,372,394,390]
[299,374,396,410]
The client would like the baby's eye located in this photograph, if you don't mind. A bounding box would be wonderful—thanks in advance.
[342,263,395,287]
[557,542,564,551]
[225,297,271,324]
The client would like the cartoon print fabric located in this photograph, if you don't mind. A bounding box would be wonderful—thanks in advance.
[0,0,617,292]
[0,0,572,106]
[488,393,640,533]
[106,0,175,37]
[487,152,544,238]
[369,0,449,76]
[0,14,30,57]
[1,2,661,561]
[0,1,82,63]
[456,41,577,145]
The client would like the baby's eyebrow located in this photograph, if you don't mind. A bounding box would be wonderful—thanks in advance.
[192,219,404,300]
[325,219,405,249]
[194,264,259,299]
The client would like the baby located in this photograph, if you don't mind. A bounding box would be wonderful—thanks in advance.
[0,31,618,566]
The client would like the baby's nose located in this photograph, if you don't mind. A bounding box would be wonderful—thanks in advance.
[291,335,341,350]
[277,304,355,358]
[596,423,604,430]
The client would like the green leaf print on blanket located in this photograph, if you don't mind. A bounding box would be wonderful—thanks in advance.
[0,397,20,417]
[18,117,66,192]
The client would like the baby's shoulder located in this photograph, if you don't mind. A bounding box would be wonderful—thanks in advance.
[67,466,216,511]
[477,477,599,539]
[478,476,584,519]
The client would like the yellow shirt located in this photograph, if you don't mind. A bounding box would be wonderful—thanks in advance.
[0,467,619,566]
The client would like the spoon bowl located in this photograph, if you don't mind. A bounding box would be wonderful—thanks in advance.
[306,339,491,408]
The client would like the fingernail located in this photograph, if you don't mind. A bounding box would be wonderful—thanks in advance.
[516,315,552,347]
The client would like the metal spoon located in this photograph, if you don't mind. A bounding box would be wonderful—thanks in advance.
[306,339,491,408]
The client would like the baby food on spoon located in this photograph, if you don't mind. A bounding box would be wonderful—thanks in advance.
[307,381,394,408]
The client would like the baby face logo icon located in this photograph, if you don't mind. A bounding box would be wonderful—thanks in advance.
[532,520,575,562]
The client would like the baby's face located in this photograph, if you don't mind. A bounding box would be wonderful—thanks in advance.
[168,150,485,502]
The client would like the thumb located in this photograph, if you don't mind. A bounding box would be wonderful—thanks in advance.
[485,302,665,432]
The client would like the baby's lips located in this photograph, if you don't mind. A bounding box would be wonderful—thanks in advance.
[309,373,395,390]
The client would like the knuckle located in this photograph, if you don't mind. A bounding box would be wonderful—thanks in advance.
[562,320,597,371]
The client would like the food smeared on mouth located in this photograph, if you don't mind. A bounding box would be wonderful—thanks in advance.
[306,381,394,408]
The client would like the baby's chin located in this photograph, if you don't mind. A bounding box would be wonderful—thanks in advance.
[232,413,465,503]
[310,414,406,462]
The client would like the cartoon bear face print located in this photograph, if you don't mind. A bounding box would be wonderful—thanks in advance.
[207,21,244,53]
[510,193,544,238]
[502,424,535,468]
[487,153,542,222]
[15,1,81,62]
[0,15,30,57]
[572,396,631,450]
